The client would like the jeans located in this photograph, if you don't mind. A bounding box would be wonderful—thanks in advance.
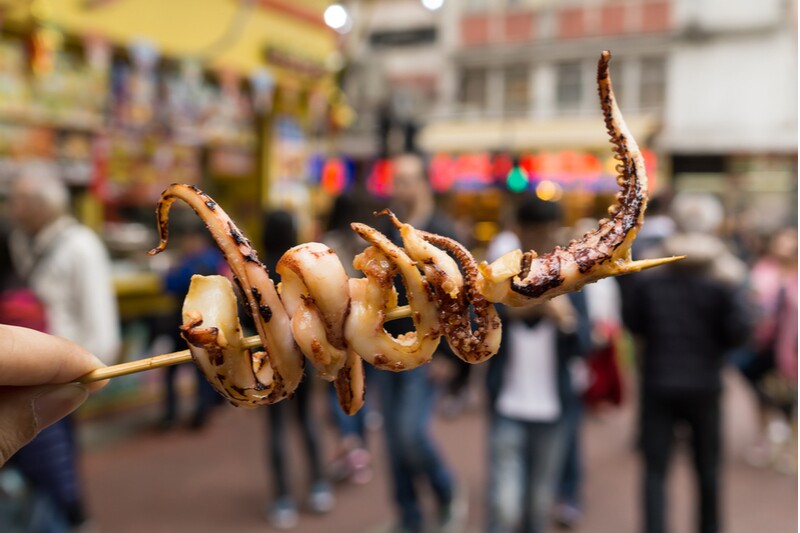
[486,413,567,533]
[162,363,216,424]
[267,380,325,499]
[377,366,454,531]
[557,397,584,508]
[640,390,721,533]
[9,417,85,528]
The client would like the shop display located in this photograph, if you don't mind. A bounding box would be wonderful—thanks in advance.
[0,29,258,214]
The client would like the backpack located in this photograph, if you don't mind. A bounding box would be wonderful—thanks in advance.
[0,286,48,332]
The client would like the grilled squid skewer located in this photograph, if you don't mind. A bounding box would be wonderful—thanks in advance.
[72,51,685,412]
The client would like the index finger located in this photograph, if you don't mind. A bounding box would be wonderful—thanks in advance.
[0,325,106,387]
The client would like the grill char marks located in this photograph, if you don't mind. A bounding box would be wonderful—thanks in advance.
[510,252,563,299]
[416,229,502,363]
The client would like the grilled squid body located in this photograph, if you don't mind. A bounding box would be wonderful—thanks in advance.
[277,243,349,380]
[181,275,268,406]
[150,183,304,404]
[479,51,682,307]
[277,243,366,415]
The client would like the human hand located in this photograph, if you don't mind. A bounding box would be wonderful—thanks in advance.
[0,325,107,465]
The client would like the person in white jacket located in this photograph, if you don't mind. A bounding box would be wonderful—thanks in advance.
[8,166,120,364]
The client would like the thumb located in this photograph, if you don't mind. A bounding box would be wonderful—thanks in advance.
[0,384,88,466]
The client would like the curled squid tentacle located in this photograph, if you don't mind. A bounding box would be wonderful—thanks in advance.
[480,51,684,307]
[150,183,304,402]
[418,230,503,363]
[334,348,366,416]
[344,224,441,372]
[276,242,349,380]
[378,209,464,299]
[380,209,501,363]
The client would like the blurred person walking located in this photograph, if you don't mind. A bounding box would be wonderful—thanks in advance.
[8,167,120,364]
[554,219,626,529]
[157,214,227,430]
[260,210,333,529]
[737,226,797,471]
[5,167,121,531]
[485,196,591,533]
[624,193,751,533]
[322,193,377,486]
[378,152,465,533]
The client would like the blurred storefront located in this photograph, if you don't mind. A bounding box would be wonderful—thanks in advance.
[334,0,796,247]
[0,0,342,411]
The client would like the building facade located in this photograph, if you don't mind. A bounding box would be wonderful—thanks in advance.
[420,0,797,230]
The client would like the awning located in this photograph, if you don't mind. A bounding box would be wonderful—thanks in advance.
[419,114,661,153]
[1,0,337,81]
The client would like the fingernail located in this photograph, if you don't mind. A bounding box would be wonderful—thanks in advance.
[33,384,89,430]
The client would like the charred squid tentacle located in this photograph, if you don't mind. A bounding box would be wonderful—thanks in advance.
[480,51,683,307]
[180,275,269,407]
[150,183,304,403]
[417,230,502,364]
[334,348,366,416]
[344,224,441,372]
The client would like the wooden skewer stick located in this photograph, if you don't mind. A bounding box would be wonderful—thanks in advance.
[78,304,414,384]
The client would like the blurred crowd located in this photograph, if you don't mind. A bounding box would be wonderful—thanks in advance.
[0,155,796,533]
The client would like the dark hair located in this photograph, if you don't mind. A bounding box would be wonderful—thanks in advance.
[327,194,359,233]
[262,210,297,256]
[516,195,563,225]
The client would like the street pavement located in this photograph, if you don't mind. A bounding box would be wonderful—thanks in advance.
[78,370,796,533]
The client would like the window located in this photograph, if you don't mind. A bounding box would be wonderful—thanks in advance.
[460,67,488,111]
[640,57,666,110]
[503,65,530,113]
[556,61,582,113]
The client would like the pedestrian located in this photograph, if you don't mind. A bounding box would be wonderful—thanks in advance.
[260,209,334,529]
[5,166,121,531]
[737,226,797,471]
[484,195,591,533]
[377,152,466,533]
[322,193,377,486]
[624,193,751,533]
[7,165,120,365]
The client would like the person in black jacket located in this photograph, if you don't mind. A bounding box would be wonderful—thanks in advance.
[623,193,751,533]
[484,195,591,533]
